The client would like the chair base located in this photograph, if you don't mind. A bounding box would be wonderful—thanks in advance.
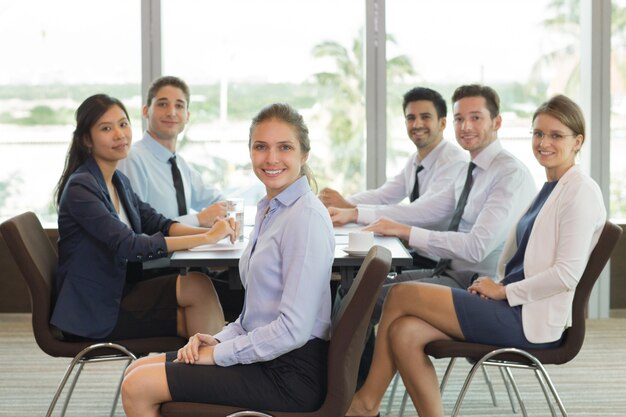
[450,348,567,417]
[46,342,137,417]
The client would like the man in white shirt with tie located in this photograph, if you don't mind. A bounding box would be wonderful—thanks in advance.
[321,87,467,233]
[321,87,467,269]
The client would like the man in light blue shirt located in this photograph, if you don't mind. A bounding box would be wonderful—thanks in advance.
[119,76,227,227]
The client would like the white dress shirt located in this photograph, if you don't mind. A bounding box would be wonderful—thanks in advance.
[213,176,334,366]
[118,132,223,226]
[351,140,467,229]
[409,140,537,276]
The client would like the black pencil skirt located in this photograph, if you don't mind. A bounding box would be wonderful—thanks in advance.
[165,337,329,412]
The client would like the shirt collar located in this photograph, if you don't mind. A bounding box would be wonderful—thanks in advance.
[257,175,311,214]
[143,131,176,163]
[415,139,449,169]
[471,139,503,171]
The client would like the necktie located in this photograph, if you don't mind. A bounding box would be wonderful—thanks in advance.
[410,165,424,202]
[169,156,187,216]
[433,162,476,275]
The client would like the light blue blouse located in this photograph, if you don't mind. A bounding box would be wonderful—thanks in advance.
[213,176,334,366]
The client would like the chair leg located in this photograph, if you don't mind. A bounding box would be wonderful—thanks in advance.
[384,372,400,416]
[439,358,456,394]
[45,342,137,417]
[60,361,86,417]
[398,389,409,417]
[524,355,568,416]
[450,357,486,417]
[504,367,528,417]
[498,366,519,414]
[481,365,498,406]
[46,355,86,417]
[533,369,559,417]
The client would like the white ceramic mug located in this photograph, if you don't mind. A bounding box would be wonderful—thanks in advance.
[348,231,374,252]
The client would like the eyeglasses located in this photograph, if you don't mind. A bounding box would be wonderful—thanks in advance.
[531,131,576,141]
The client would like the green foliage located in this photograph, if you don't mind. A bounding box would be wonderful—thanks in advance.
[0,105,75,125]
[311,30,416,194]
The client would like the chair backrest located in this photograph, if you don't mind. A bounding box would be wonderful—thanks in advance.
[2,211,188,359]
[0,212,63,354]
[317,245,391,417]
[551,220,622,364]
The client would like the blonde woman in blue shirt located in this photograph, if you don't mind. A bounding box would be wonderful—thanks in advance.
[121,103,335,416]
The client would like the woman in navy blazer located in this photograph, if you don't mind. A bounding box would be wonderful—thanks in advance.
[51,94,237,341]
[346,95,606,417]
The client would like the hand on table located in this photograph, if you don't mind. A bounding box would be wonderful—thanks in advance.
[328,207,358,226]
[363,218,411,241]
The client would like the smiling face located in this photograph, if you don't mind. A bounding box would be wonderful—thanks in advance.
[453,96,501,159]
[532,113,582,181]
[86,105,132,168]
[143,85,190,143]
[404,100,446,158]
[250,118,308,200]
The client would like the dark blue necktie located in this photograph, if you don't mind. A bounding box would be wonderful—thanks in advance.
[433,162,476,275]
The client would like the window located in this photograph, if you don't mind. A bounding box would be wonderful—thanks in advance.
[386,0,580,190]
[0,0,141,224]
[612,0,626,220]
[161,0,365,204]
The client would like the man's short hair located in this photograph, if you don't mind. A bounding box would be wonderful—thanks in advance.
[146,76,191,108]
[451,84,500,119]
[402,87,447,119]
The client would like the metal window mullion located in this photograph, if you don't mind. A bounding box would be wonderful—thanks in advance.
[365,0,387,189]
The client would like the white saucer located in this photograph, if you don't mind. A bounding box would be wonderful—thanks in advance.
[342,248,369,256]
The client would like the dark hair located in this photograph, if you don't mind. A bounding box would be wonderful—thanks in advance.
[248,103,317,192]
[54,94,130,207]
[146,75,190,108]
[451,84,500,119]
[402,87,447,118]
[533,94,586,150]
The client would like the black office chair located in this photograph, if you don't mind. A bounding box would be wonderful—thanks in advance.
[0,212,186,417]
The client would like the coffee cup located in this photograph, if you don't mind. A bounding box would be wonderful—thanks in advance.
[348,231,374,252]
[226,198,245,242]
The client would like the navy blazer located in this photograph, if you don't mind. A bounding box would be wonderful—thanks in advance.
[51,157,174,339]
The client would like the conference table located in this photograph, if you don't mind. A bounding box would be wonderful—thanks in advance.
[171,224,413,290]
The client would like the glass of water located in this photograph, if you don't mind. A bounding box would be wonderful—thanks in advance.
[226,198,245,242]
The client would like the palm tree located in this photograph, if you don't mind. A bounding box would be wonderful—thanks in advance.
[528,0,626,99]
[311,30,415,194]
